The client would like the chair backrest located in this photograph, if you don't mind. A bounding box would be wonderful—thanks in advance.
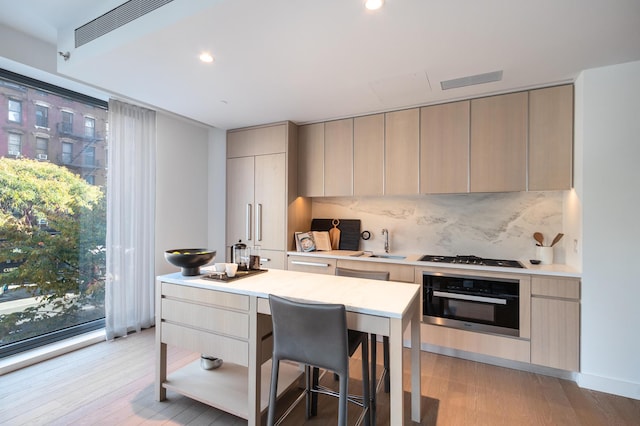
[269,294,350,376]
[335,267,390,281]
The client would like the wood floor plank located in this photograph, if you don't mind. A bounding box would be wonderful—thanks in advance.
[1,329,639,425]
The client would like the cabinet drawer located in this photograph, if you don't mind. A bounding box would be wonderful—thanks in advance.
[259,249,285,270]
[287,256,336,274]
[336,259,414,283]
[531,277,580,299]
[161,322,249,366]
[162,298,249,338]
[161,282,249,310]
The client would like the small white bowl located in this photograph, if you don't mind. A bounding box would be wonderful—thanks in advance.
[200,355,223,370]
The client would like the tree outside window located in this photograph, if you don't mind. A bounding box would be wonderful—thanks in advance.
[8,99,21,123]
[35,105,49,128]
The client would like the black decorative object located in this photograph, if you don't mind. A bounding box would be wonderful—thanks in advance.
[164,249,216,276]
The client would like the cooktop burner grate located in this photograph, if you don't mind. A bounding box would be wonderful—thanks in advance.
[418,254,524,268]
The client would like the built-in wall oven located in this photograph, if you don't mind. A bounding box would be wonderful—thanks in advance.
[423,271,520,337]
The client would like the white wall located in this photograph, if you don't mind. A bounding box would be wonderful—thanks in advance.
[155,113,211,275]
[575,60,640,399]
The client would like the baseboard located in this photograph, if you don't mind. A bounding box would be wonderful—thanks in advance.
[577,372,640,400]
[0,329,105,376]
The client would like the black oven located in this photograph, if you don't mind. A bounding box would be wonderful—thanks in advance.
[423,272,520,337]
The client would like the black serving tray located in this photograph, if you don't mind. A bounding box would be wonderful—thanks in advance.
[203,268,268,282]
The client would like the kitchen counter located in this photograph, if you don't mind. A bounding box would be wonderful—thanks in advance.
[287,250,581,278]
[155,268,422,424]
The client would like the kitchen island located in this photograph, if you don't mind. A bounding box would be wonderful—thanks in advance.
[155,268,422,425]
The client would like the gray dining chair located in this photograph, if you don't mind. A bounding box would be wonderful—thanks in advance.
[267,294,371,426]
[335,266,391,424]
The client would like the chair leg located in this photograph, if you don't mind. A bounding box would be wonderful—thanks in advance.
[370,333,378,425]
[310,366,320,417]
[361,335,371,426]
[267,358,280,426]
[337,372,349,426]
[383,336,390,393]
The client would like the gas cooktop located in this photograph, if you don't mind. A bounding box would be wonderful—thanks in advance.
[418,255,524,269]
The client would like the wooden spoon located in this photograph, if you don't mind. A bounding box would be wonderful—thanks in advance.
[550,233,564,247]
[533,232,544,247]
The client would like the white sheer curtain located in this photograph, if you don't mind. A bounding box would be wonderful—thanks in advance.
[105,99,156,340]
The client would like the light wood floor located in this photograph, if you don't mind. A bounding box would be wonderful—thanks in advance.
[0,328,638,425]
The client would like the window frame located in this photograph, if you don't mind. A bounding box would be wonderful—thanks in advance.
[8,98,22,123]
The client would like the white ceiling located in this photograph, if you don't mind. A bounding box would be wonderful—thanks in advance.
[1,0,639,130]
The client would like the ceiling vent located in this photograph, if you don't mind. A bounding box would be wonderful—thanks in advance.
[75,0,174,48]
[440,70,503,90]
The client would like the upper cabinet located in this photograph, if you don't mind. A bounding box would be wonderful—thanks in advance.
[470,92,528,193]
[297,123,324,197]
[324,118,353,197]
[385,108,420,195]
[420,101,470,194]
[297,85,573,198]
[354,114,384,196]
[528,85,574,191]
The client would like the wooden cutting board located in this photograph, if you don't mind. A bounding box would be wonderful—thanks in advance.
[310,219,361,251]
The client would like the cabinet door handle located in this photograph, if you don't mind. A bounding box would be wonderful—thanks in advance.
[246,204,252,241]
[291,260,330,268]
[256,203,262,242]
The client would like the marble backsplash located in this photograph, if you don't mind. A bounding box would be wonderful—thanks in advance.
[311,191,566,263]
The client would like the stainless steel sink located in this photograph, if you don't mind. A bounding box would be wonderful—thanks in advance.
[369,254,406,259]
[353,252,406,260]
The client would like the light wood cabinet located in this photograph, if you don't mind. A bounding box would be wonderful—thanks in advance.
[470,92,528,192]
[336,259,414,283]
[385,108,420,195]
[324,118,353,196]
[287,255,336,275]
[297,123,324,197]
[227,154,286,252]
[530,276,580,371]
[227,122,305,267]
[354,114,384,196]
[420,101,470,194]
[528,85,574,191]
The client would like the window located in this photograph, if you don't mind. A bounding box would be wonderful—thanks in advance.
[84,146,95,166]
[1,68,108,358]
[62,142,73,164]
[35,105,49,127]
[36,137,48,159]
[8,99,21,122]
[61,111,73,134]
[8,133,21,155]
[84,117,95,139]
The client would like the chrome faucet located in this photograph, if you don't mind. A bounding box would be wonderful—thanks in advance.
[382,228,389,253]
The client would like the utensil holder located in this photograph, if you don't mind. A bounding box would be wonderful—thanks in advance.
[536,246,554,265]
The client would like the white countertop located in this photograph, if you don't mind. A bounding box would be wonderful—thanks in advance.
[158,268,421,319]
[287,250,581,278]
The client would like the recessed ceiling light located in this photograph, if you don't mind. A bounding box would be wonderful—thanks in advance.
[365,0,383,10]
[199,52,214,63]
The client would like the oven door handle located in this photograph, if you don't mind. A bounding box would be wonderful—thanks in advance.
[433,290,507,305]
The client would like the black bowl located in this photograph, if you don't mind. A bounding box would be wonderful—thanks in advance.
[165,249,216,276]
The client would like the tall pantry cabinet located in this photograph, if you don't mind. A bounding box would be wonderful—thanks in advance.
[226,122,309,270]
